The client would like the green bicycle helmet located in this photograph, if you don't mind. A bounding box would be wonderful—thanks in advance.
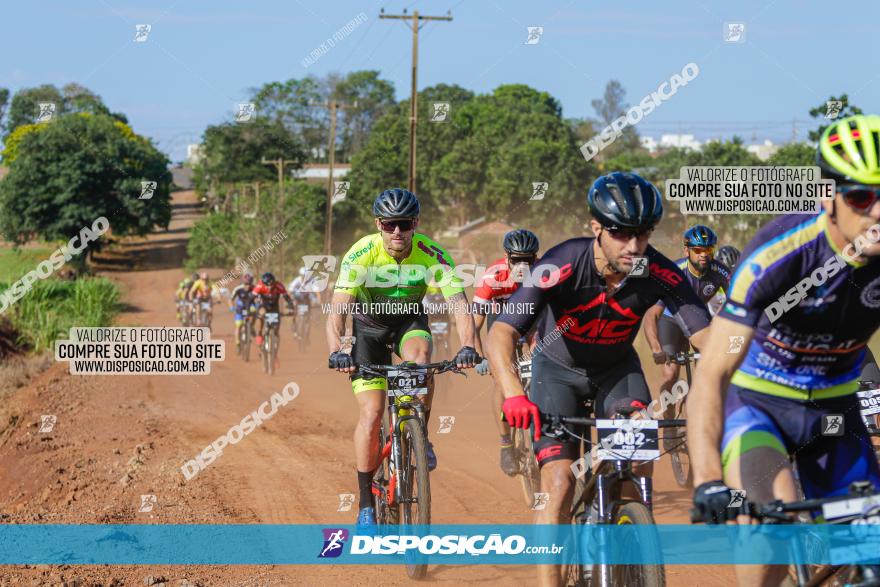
[818,114,880,185]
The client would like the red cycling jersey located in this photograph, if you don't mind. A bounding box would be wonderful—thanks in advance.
[473,257,520,315]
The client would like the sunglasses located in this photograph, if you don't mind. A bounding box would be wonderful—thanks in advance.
[379,218,415,233]
[508,255,536,265]
[606,227,653,240]
[688,246,715,255]
[840,185,880,213]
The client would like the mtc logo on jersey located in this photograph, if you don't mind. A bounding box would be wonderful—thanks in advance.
[559,293,640,345]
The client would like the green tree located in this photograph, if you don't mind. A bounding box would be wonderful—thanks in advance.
[767,143,814,167]
[808,94,863,141]
[588,80,642,160]
[250,76,326,158]
[192,118,306,208]
[0,113,172,266]
[3,83,125,137]
[334,70,395,161]
[0,87,9,128]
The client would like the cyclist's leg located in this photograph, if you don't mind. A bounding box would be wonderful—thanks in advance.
[350,319,393,515]
[530,352,586,587]
[721,385,797,587]
[487,312,511,437]
[861,347,880,382]
[595,351,655,495]
[657,315,686,416]
[794,394,880,500]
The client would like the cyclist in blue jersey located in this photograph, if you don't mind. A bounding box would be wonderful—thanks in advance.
[643,225,730,428]
[690,114,880,587]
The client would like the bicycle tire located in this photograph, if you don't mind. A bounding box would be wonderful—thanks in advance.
[669,400,692,488]
[373,419,395,526]
[515,428,541,507]
[242,326,251,362]
[400,417,431,580]
[261,329,270,374]
[591,502,665,587]
[269,329,278,375]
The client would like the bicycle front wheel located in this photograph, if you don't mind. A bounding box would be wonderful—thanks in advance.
[669,400,691,488]
[514,428,541,507]
[592,502,665,587]
[268,329,278,375]
[400,417,431,580]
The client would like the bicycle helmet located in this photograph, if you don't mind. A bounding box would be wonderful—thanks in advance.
[716,245,741,272]
[242,272,253,284]
[587,172,663,230]
[818,114,880,184]
[261,272,275,285]
[683,225,718,248]
[503,229,540,255]
[373,188,420,218]
[191,272,199,281]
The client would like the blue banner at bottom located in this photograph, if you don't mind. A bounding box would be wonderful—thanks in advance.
[0,524,879,565]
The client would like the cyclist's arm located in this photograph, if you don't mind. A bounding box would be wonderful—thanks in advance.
[326,291,354,353]
[642,304,664,355]
[472,312,487,356]
[487,321,524,398]
[689,316,753,486]
[447,292,478,350]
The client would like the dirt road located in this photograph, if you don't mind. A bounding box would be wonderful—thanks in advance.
[0,190,735,586]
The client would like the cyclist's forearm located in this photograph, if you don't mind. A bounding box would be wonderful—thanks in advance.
[448,293,476,348]
[326,292,353,352]
[642,305,663,353]
[487,322,523,397]
[472,313,486,356]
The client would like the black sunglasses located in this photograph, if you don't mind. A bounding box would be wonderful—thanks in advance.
[606,226,653,240]
[379,218,415,233]
[840,185,880,213]
[508,255,536,265]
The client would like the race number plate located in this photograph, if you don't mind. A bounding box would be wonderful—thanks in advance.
[387,368,429,396]
[430,321,448,335]
[265,312,279,324]
[595,419,659,461]
[518,359,532,379]
[822,494,880,521]
[297,304,309,315]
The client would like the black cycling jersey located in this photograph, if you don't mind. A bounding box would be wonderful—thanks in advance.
[658,258,730,317]
[496,237,712,372]
[231,284,254,305]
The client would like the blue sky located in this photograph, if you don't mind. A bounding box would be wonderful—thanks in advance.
[3,0,877,162]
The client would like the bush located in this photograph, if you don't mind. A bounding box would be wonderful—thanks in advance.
[3,277,119,351]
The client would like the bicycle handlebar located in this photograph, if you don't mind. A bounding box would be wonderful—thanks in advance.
[671,351,701,365]
[356,360,466,378]
[552,415,686,428]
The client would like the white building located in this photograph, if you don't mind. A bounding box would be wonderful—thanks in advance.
[640,136,658,152]
[659,134,701,150]
[746,140,780,161]
[186,144,205,166]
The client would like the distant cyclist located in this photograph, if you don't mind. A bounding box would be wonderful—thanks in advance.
[252,272,293,345]
[326,188,480,529]
[708,245,741,315]
[642,224,730,425]
[472,228,540,476]
[175,275,195,323]
[230,273,256,345]
[187,272,216,326]
[689,114,880,587]
[288,267,318,337]
[490,172,711,587]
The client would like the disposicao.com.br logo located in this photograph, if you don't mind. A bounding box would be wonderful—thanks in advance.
[339,533,563,557]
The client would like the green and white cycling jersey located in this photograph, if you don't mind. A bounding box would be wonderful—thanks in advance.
[334,232,464,326]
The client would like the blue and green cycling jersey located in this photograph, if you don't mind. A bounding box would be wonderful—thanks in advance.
[720,212,880,399]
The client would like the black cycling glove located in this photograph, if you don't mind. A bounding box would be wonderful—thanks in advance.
[453,346,480,368]
[692,480,739,524]
[329,351,354,370]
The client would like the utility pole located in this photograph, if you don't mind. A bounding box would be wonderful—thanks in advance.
[315,99,357,255]
[380,8,452,193]
[261,157,298,280]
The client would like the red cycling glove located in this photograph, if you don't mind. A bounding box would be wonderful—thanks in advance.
[502,395,541,441]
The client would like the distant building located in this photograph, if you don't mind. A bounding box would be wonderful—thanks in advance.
[186,144,204,166]
[640,136,659,152]
[292,163,351,184]
[659,134,701,150]
[746,140,780,161]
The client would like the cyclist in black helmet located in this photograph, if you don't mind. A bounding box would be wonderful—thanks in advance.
[326,187,481,530]
[488,171,712,587]
[472,228,541,475]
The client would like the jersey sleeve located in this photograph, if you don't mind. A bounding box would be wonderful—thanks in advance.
[651,255,711,337]
[495,240,577,335]
[334,236,374,296]
[415,237,464,299]
[719,222,794,328]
